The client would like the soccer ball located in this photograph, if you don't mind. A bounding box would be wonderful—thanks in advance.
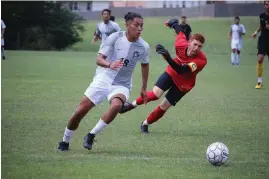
[206,142,229,166]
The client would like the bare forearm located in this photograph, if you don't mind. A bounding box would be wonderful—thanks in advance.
[255,25,261,33]
[96,56,110,68]
[141,63,149,89]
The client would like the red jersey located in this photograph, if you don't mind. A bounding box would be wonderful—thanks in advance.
[165,32,207,93]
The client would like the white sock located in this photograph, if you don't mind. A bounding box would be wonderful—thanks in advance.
[258,77,263,83]
[131,100,137,107]
[142,119,148,126]
[231,53,235,64]
[236,54,240,64]
[63,127,75,143]
[90,119,108,135]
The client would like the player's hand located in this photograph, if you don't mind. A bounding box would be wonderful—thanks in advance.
[165,18,179,28]
[252,32,257,39]
[155,44,171,59]
[140,87,148,104]
[265,21,269,30]
[109,60,124,71]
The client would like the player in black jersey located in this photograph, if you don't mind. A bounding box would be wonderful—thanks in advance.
[252,1,269,89]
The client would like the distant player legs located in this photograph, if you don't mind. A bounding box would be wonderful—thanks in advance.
[256,54,265,88]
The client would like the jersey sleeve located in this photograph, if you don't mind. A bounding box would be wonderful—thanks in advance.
[1,20,6,29]
[175,32,188,49]
[95,24,101,37]
[98,32,120,57]
[140,43,150,64]
[187,55,207,72]
[241,25,246,34]
[115,23,121,32]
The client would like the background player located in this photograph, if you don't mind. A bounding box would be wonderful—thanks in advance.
[252,1,269,89]
[228,16,246,66]
[91,9,121,45]
[179,16,192,40]
[110,15,115,22]
[1,19,6,60]
[58,12,150,151]
[120,18,207,133]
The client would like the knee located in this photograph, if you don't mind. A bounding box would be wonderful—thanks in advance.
[110,98,124,109]
[258,56,264,64]
[232,49,236,53]
[152,86,163,99]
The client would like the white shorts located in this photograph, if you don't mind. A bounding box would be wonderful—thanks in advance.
[231,40,242,51]
[1,38,4,46]
[84,83,130,105]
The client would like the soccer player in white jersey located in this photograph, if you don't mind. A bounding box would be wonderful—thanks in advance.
[1,19,6,60]
[228,16,246,66]
[58,12,150,151]
[91,9,121,46]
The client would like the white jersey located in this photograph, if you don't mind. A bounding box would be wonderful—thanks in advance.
[92,31,150,90]
[1,20,6,35]
[95,20,121,45]
[231,24,246,42]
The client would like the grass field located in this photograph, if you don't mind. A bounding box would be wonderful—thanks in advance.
[2,17,269,179]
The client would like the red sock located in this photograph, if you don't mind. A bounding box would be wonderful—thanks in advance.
[136,91,158,105]
[146,106,166,124]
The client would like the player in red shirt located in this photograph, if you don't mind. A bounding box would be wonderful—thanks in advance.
[120,18,207,133]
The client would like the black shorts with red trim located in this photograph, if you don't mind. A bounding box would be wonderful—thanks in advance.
[155,72,186,106]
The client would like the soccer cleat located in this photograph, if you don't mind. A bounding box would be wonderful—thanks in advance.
[140,122,149,133]
[83,133,95,150]
[119,102,135,114]
[57,141,69,151]
[2,56,5,60]
[255,82,263,89]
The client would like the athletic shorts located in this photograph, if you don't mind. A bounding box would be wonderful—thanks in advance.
[257,36,269,56]
[155,72,186,106]
[231,40,242,51]
[84,81,130,105]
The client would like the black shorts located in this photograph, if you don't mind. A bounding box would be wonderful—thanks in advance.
[257,36,269,56]
[155,72,186,106]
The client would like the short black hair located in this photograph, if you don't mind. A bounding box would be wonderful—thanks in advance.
[181,16,186,19]
[235,16,240,20]
[102,9,111,15]
[110,16,115,21]
[124,12,143,22]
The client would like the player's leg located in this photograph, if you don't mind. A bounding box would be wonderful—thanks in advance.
[236,50,240,66]
[83,86,129,150]
[57,86,107,151]
[255,37,266,89]
[231,41,237,66]
[140,84,186,133]
[236,42,242,65]
[119,72,173,113]
[1,39,6,60]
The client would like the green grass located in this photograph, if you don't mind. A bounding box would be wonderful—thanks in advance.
[2,17,269,179]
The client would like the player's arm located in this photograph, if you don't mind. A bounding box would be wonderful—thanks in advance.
[91,25,101,44]
[140,45,150,90]
[228,26,232,39]
[1,20,6,39]
[96,32,123,70]
[139,44,150,103]
[156,44,191,74]
[240,25,246,35]
[252,25,261,38]
[252,15,262,38]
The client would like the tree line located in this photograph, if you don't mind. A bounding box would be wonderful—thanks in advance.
[1,1,85,50]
